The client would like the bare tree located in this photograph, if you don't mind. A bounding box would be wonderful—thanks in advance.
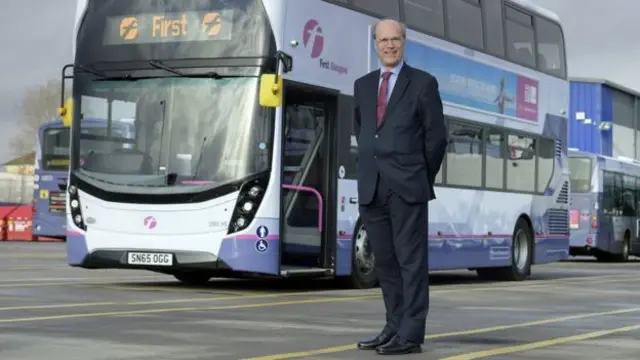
[11,78,67,156]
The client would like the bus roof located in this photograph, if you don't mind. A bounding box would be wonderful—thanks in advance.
[508,0,562,23]
[39,120,64,129]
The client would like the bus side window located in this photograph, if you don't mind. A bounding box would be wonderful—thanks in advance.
[636,177,640,217]
[613,173,623,216]
[534,16,566,78]
[403,0,445,37]
[602,171,616,216]
[623,175,636,217]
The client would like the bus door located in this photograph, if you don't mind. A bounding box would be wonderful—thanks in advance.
[280,82,338,271]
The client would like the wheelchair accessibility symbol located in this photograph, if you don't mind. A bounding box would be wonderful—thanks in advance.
[255,238,269,253]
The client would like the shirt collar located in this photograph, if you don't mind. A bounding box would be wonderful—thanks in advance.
[381,61,404,77]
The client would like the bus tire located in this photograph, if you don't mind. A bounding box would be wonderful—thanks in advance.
[614,232,631,262]
[347,219,378,289]
[173,272,212,286]
[477,217,532,281]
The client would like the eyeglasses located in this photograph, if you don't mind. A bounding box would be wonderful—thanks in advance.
[376,37,403,46]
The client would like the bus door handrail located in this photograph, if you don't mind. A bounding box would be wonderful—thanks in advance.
[281,184,322,233]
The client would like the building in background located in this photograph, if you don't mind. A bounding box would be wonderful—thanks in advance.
[0,152,34,205]
[569,78,640,159]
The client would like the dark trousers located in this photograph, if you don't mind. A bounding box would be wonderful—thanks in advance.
[359,174,429,343]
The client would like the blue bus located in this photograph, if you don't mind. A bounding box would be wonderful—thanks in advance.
[32,120,70,240]
[569,149,640,261]
[32,118,135,240]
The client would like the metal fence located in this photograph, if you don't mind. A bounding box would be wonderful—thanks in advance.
[0,175,34,205]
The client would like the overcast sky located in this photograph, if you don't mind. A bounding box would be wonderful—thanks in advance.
[0,0,637,164]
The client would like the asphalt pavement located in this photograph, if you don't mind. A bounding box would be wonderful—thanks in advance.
[0,242,639,359]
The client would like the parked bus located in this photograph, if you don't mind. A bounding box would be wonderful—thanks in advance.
[61,0,569,287]
[568,149,640,261]
[33,118,135,240]
[32,120,70,240]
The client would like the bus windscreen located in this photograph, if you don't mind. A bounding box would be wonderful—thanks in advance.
[569,157,592,193]
[42,128,70,171]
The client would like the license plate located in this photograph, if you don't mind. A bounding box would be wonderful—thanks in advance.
[127,252,173,266]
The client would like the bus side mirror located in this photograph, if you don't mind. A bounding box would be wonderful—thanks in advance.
[259,74,283,108]
[58,97,73,127]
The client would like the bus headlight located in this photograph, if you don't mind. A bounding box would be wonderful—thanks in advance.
[227,177,267,234]
[68,183,85,230]
[241,201,254,213]
[247,186,262,198]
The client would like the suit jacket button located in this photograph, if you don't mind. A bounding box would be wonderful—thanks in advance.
[374,134,379,139]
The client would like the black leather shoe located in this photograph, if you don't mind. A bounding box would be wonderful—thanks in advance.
[357,332,395,350]
[375,336,422,355]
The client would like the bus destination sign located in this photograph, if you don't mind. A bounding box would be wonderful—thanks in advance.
[103,10,234,45]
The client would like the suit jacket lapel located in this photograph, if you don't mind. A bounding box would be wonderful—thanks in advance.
[365,69,380,128]
[382,64,411,125]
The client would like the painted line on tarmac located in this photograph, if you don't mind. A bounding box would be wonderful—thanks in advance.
[0,275,164,283]
[0,254,66,259]
[432,273,640,295]
[0,295,379,323]
[439,323,640,359]
[0,272,631,290]
[0,292,314,311]
[475,275,640,294]
[0,273,637,312]
[241,307,640,360]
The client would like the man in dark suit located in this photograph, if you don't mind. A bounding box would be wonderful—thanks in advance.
[353,18,447,355]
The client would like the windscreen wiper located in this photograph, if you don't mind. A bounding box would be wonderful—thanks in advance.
[149,60,185,76]
[148,60,244,79]
[76,65,107,79]
[76,64,139,81]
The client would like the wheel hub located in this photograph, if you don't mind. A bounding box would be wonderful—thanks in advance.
[513,229,529,271]
[354,227,375,275]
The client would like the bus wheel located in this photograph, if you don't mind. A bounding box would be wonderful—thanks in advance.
[173,272,212,286]
[477,217,532,281]
[614,233,631,262]
[348,220,378,289]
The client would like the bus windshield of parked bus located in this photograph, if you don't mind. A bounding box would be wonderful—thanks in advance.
[42,128,70,171]
[569,157,592,192]
[72,74,272,194]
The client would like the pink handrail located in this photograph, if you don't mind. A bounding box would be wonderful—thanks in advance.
[281,184,323,233]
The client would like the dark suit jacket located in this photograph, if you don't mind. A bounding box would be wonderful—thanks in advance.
[353,63,448,205]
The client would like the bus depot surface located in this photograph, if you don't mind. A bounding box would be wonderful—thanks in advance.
[0,242,639,360]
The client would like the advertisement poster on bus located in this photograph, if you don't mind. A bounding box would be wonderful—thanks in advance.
[370,38,539,122]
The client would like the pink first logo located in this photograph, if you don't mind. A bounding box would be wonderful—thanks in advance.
[302,19,324,59]
[143,216,157,230]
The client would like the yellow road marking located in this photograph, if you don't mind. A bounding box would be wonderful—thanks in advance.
[0,254,65,259]
[0,272,630,290]
[0,295,377,323]
[440,323,640,359]
[0,292,320,311]
[0,273,636,312]
[241,307,640,360]
[0,275,163,283]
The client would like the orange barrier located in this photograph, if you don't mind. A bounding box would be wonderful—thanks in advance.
[0,205,63,242]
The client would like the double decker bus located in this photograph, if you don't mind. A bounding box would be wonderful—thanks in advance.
[33,116,135,240]
[61,0,569,287]
[32,120,71,240]
[568,149,640,262]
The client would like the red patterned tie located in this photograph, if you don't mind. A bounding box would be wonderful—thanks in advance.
[377,71,391,127]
